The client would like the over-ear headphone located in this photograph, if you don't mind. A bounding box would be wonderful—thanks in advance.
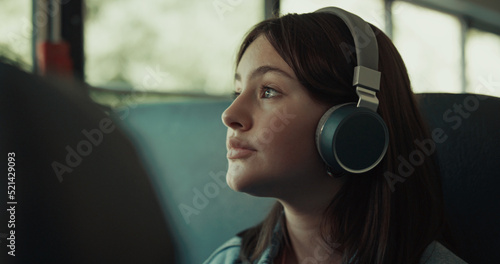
[314,7,389,174]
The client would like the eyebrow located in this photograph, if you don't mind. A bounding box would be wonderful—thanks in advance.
[234,65,294,82]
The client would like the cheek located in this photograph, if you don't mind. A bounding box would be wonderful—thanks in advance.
[260,114,323,170]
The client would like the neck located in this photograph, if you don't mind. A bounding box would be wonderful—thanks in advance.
[277,177,345,264]
[279,204,342,264]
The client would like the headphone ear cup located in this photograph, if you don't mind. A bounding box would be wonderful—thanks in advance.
[315,103,389,174]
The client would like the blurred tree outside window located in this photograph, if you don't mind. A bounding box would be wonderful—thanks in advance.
[392,2,462,94]
[466,28,500,97]
[84,0,263,96]
[3,1,500,99]
[280,0,386,33]
[0,0,32,71]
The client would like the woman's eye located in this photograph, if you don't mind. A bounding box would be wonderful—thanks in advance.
[233,91,241,99]
[262,87,279,98]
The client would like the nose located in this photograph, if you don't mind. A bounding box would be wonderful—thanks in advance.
[221,94,252,131]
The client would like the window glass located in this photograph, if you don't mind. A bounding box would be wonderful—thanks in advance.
[0,0,32,71]
[466,28,500,97]
[85,0,263,95]
[392,2,462,93]
[280,0,386,33]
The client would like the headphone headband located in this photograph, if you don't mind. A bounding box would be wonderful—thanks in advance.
[315,7,379,71]
[314,7,381,112]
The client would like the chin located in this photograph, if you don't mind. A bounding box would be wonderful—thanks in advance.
[225,168,257,193]
[225,163,283,198]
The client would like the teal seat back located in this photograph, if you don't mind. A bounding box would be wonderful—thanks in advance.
[115,100,274,264]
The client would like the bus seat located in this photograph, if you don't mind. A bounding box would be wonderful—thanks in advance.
[416,93,500,264]
[0,62,176,264]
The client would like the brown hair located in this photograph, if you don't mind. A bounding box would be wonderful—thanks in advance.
[235,12,452,264]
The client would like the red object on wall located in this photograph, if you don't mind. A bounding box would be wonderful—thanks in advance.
[37,41,73,77]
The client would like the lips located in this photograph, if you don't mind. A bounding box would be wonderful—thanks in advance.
[227,138,256,159]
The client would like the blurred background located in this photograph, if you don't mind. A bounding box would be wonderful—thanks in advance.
[2,1,500,263]
[1,0,500,105]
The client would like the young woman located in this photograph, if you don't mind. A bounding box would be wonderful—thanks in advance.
[205,7,467,264]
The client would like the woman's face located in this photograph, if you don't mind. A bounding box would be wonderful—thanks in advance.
[222,35,333,199]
